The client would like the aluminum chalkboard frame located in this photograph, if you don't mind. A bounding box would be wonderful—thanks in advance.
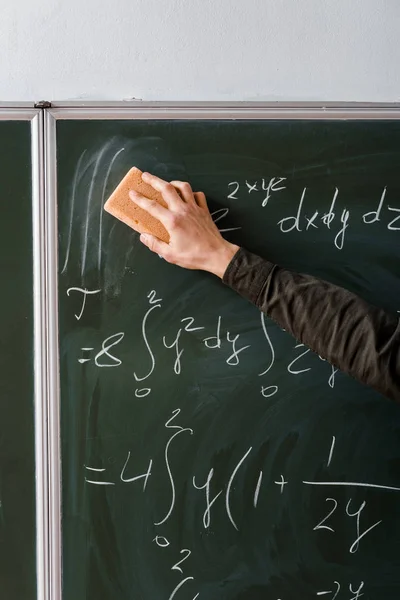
[0,105,47,600]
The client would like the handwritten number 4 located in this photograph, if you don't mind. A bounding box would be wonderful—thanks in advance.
[317,581,364,600]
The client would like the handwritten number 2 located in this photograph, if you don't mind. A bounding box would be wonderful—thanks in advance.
[172,549,191,574]
[287,343,312,375]
[227,181,239,200]
[313,498,338,532]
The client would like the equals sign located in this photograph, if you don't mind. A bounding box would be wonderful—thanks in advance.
[78,348,94,364]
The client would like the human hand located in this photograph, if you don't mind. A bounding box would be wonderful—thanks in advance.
[129,172,239,278]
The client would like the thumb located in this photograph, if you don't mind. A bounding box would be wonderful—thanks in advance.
[139,233,169,257]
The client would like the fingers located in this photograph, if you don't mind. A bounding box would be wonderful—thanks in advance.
[141,171,183,209]
[194,191,208,209]
[170,180,196,205]
[141,171,208,213]
[139,233,170,258]
[129,190,170,225]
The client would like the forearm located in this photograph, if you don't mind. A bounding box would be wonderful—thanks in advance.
[222,247,400,402]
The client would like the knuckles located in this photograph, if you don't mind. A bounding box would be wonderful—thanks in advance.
[167,204,195,229]
[168,208,190,227]
[168,213,180,228]
[163,251,173,263]
[163,182,175,193]
[170,180,193,197]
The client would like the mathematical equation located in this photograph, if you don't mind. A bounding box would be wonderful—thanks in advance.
[227,178,400,250]
[64,179,400,597]
[64,281,400,597]
[67,286,339,400]
[85,407,394,543]
[83,403,399,599]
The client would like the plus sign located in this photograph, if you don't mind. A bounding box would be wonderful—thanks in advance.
[274,475,288,494]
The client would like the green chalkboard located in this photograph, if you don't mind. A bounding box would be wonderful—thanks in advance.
[0,120,36,598]
[57,119,400,600]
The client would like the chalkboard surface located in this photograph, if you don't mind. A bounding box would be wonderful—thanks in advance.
[0,120,36,598]
[57,119,400,600]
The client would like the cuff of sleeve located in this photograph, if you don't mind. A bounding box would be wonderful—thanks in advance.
[222,246,275,305]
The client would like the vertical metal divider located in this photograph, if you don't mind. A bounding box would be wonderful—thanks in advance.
[32,109,50,600]
[43,109,63,600]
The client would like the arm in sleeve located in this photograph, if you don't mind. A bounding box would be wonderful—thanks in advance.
[222,247,400,402]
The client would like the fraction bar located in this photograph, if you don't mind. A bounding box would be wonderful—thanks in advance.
[303,480,400,492]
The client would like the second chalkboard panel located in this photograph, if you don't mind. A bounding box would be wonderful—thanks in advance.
[55,116,400,600]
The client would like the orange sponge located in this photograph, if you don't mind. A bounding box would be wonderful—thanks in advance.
[104,167,170,243]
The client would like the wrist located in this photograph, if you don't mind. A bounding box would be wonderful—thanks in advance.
[207,242,240,279]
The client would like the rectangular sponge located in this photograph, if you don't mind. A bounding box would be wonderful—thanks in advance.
[104,166,170,243]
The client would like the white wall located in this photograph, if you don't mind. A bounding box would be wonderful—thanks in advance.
[0,0,399,102]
